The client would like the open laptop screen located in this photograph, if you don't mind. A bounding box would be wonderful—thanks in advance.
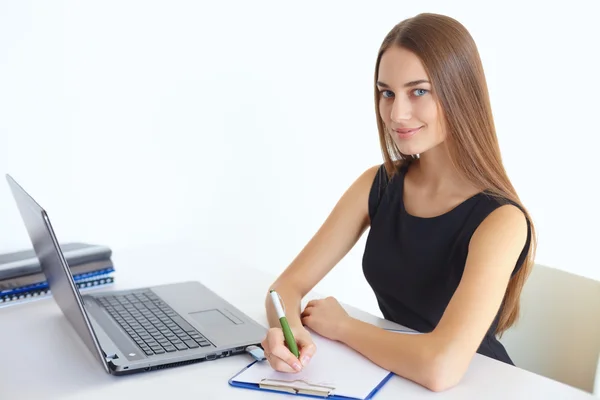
[6,174,109,372]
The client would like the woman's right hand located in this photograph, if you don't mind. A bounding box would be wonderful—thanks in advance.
[261,325,316,373]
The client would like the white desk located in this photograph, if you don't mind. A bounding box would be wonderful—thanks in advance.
[0,243,596,399]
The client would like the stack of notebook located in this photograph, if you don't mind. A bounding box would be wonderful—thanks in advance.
[0,242,115,307]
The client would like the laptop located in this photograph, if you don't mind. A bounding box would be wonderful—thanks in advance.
[5,173,267,375]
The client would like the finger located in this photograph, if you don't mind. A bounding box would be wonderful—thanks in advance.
[264,348,290,371]
[299,341,316,366]
[301,315,311,328]
[305,299,319,308]
[268,353,297,373]
[271,343,302,372]
[263,342,294,373]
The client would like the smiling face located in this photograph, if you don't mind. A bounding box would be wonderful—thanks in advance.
[376,46,447,156]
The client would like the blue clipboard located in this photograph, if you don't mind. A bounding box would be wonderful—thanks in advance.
[228,359,395,399]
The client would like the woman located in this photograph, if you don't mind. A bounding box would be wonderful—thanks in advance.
[261,12,536,392]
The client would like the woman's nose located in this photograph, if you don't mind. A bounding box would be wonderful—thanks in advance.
[390,96,412,122]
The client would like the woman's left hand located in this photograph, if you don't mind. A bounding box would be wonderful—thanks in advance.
[301,297,353,341]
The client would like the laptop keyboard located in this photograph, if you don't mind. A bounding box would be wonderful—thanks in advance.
[96,290,212,356]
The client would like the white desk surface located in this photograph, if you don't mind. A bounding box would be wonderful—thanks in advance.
[0,243,595,399]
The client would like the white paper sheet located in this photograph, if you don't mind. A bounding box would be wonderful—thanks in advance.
[233,331,393,399]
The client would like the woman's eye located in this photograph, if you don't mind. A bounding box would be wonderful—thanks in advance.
[381,90,394,98]
[413,88,428,97]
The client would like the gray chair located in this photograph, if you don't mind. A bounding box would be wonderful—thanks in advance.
[499,264,600,394]
[594,352,600,396]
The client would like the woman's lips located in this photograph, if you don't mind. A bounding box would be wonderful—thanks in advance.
[394,126,422,139]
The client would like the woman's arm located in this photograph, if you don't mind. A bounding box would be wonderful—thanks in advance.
[304,204,529,392]
[266,165,381,330]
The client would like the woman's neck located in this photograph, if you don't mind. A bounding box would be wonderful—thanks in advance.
[408,143,475,196]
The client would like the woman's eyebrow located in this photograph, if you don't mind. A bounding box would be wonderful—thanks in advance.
[376,79,430,88]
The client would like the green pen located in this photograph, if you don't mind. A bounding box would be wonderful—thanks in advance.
[269,289,299,358]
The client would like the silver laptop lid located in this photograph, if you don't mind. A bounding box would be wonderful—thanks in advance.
[6,174,110,373]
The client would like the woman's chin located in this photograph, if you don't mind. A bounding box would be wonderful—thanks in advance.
[397,147,421,157]
[396,140,445,158]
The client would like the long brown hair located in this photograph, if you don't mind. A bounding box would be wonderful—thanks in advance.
[374,13,537,336]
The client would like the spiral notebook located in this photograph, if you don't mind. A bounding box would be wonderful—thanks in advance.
[229,330,395,399]
[0,268,115,308]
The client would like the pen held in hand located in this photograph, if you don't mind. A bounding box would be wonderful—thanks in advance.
[269,289,300,358]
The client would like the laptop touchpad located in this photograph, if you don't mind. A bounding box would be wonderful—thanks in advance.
[189,309,236,327]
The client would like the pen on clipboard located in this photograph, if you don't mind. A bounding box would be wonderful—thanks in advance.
[269,289,300,358]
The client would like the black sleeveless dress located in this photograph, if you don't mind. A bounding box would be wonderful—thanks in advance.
[362,162,531,365]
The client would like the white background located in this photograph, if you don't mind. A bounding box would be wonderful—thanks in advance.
[1,0,599,316]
